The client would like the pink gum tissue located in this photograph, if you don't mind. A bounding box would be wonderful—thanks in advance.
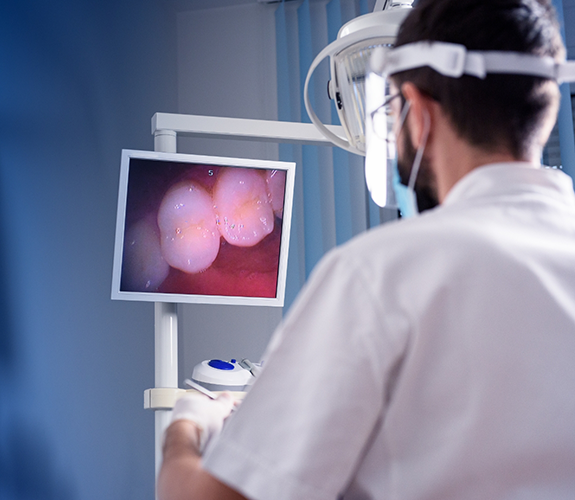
[213,168,275,248]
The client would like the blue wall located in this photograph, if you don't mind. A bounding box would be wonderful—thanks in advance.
[0,1,177,498]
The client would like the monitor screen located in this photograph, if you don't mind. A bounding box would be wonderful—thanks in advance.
[111,149,296,306]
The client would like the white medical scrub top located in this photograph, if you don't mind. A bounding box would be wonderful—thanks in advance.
[203,163,575,500]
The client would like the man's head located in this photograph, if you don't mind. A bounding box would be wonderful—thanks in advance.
[391,0,565,160]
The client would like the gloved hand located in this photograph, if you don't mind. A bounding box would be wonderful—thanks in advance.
[170,392,235,453]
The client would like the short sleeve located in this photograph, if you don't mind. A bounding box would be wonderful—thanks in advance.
[203,247,407,500]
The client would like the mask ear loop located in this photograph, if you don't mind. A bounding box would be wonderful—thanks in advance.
[394,99,411,142]
[407,108,430,192]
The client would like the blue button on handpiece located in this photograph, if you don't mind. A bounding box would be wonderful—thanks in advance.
[208,359,235,370]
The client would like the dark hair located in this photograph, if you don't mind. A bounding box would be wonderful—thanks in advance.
[391,0,565,158]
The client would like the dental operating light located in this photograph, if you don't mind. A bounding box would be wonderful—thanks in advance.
[304,3,413,156]
[303,2,414,209]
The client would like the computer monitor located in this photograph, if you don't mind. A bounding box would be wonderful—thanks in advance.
[111,149,296,306]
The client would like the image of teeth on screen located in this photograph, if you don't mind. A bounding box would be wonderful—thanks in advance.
[117,154,288,302]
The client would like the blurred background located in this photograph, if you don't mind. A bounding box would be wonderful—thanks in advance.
[1,0,574,498]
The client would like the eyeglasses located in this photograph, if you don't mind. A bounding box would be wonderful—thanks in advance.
[369,92,403,142]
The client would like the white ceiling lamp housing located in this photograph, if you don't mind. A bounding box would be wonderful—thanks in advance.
[304,3,413,156]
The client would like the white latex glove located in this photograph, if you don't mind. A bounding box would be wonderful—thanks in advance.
[170,392,235,453]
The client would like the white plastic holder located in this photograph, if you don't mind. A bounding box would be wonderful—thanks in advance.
[145,387,186,410]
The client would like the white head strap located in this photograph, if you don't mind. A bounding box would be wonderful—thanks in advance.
[379,41,575,84]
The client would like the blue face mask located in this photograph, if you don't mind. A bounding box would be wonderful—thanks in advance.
[390,100,429,219]
[391,156,419,218]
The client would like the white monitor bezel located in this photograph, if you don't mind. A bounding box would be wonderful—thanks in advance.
[111,149,296,307]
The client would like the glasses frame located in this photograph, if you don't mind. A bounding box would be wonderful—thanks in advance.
[369,91,408,143]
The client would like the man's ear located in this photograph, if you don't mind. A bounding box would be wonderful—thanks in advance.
[401,82,434,148]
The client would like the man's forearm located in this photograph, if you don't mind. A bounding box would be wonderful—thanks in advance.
[158,420,247,500]
[158,420,203,500]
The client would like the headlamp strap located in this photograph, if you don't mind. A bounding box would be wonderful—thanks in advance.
[384,41,575,83]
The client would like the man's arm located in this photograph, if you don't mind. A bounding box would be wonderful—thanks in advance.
[158,419,248,500]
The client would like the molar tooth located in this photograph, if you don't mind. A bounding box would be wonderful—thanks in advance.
[157,181,220,274]
[213,167,275,248]
[122,212,170,291]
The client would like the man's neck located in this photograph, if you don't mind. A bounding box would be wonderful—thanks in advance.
[429,103,540,203]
